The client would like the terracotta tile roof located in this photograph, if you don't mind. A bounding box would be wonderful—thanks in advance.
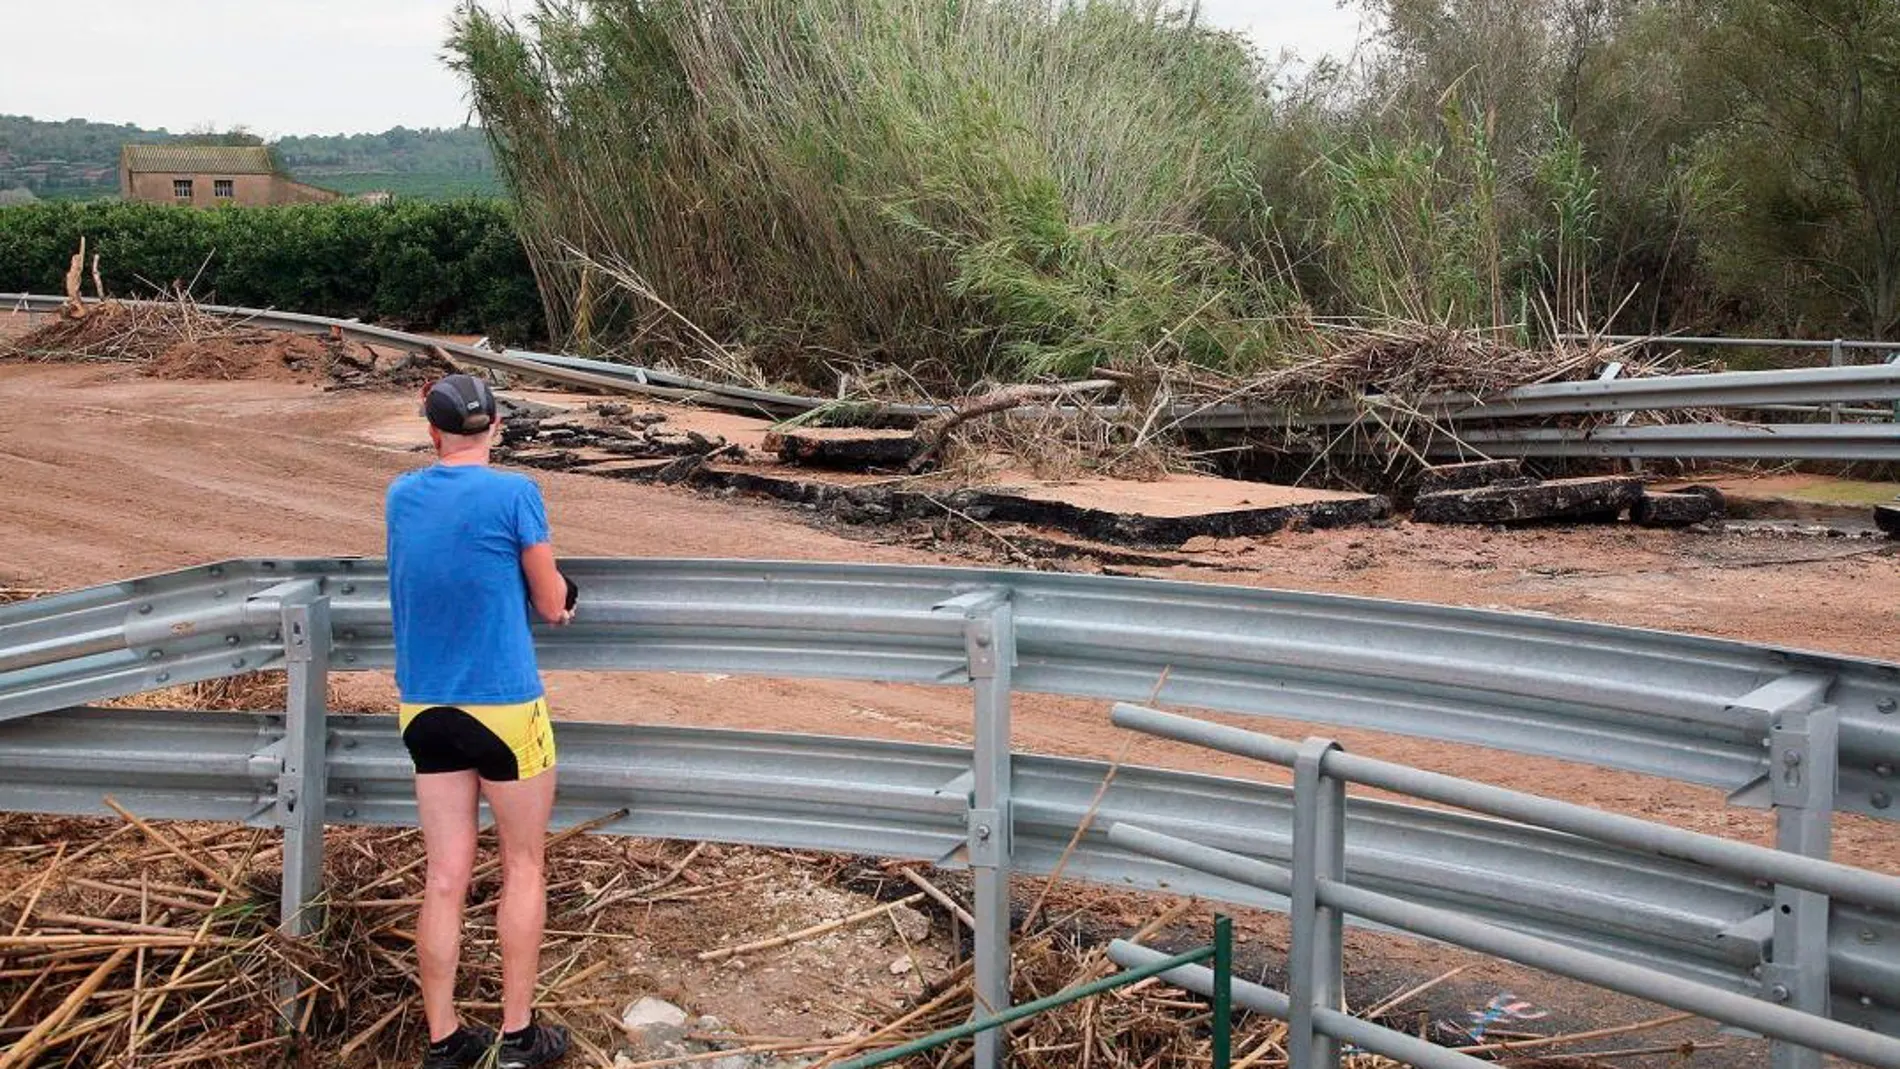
[120,145,277,175]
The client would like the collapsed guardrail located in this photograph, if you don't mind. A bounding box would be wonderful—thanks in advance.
[9,294,1900,462]
[2,558,1897,1068]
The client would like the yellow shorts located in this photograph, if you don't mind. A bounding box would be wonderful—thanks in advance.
[398,696,557,781]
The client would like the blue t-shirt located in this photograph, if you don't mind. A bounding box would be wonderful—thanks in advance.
[386,465,551,705]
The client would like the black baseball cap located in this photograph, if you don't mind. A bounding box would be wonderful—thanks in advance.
[423,374,497,434]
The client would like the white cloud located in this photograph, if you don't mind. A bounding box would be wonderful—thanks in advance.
[0,0,1368,135]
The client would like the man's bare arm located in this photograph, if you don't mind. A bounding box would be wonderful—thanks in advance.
[521,543,573,625]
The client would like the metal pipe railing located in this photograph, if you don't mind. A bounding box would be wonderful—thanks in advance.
[837,917,1233,1069]
[1110,704,1900,913]
[1108,704,1900,1069]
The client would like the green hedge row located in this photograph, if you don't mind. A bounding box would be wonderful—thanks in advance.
[0,199,545,343]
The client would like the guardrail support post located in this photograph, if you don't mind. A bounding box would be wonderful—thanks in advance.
[941,590,1016,1069]
[1829,339,1844,422]
[276,589,332,1018]
[1766,705,1837,1069]
[1289,737,1345,1069]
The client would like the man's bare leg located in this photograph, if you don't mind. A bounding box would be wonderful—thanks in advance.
[415,770,481,1041]
[482,770,557,1033]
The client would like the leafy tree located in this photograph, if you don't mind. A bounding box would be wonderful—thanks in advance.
[1689,0,1900,337]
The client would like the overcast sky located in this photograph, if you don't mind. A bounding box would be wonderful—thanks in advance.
[0,1,1368,137]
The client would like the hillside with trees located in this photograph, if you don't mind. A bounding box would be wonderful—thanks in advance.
[449,0,1900,392]
[0,115,502,201]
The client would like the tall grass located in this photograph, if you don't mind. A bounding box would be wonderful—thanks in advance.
[449,0,1604,389]
[450,0,1299,385]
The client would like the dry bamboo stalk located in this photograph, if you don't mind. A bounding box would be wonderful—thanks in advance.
[1023,731,1138,935]
[808,977,975,1068]
[464,997,609,1010]
[698,891,925,962]
[1538,1040,1725,1061]
[34,910,192,936]
[895,867,976,930]
[1363,964,1469,1020]
[1127,897,1198,945]
[102,797,244,896]
[543,956,613,995]
[70,876,223,905]
[40,1007,134,1052]
[1453,1011,1695,1055]
[337,995,415,1062]
[0,934,230,948]
[6,840,66,936]
[544,1007,616,1069]
[130,878,148,1061]
[150,1032,289,1069]
[638,870,773,904]
[133,828,263,1039]
[0,945,133,1069]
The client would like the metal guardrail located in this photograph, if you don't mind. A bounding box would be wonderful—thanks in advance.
[1107,703,1900,1069]
[1178,362,1900,430]
[11,702,1893,1024]
[3,559,1899,1065]
[1559,332,1900,355]
[5,559,1896,819]
[1402,421,1900,462]
[0,293,901,421]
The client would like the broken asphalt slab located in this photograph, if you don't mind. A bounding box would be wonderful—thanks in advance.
[1633,490,1721,528]
[1414,475,1643,525]
[761,427,920,470]
[529,454,1391,546]
[1417,459,1525,496]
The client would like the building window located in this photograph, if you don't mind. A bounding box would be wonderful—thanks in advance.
[173,178,193,199]
[214,179,234,199]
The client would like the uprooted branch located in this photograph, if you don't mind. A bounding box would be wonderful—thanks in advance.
[908,379,1119,471]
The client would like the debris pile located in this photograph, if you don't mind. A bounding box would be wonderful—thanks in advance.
[1,300,463,391]
[495,399,746,478]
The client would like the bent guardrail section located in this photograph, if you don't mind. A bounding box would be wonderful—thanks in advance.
[4,559,1896,819]
[10,294,1900,461]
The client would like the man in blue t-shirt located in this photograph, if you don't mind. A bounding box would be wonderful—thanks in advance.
[387,373,573,1069]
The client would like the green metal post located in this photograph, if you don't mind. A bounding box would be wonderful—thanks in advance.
[1213,915,1233,1069]
[838,943,1216,1069]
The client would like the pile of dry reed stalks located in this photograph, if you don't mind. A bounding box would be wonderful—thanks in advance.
[0,809,1724,1069]
[0,809,700,1068]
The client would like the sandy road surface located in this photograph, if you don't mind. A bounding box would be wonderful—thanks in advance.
[1,362,1896,877]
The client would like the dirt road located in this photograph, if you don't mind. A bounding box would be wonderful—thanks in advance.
[1,362,1895,872]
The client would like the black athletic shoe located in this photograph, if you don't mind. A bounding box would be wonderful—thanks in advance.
[421,1025,496,1069]
[497,1020,569,1068]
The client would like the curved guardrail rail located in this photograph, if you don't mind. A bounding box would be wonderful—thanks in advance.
[3,558,1898,1066]
[4,558,1896,819]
